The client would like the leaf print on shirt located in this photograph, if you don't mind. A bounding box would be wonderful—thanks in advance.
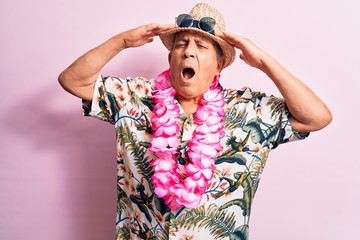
[212,172,247,199]
[84,76,309,240]
[223,106,248,130]
[171,204,236,239]
[266,96,285,121]
[116,224,131,240]
[217,173,254,230]
[230,225,249,240]
[243,117,280,146]
[116,123,153,182]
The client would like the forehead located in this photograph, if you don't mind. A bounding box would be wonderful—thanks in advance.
[174,31,213,43]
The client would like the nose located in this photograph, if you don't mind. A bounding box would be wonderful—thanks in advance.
[183,42,196,58]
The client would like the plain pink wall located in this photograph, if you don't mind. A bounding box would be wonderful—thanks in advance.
[1,0,359,239]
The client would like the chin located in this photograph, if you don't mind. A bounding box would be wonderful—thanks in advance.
[176,89,198,99]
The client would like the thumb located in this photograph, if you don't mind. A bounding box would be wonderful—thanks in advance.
[239,53,245,61]
[239,53,250,65]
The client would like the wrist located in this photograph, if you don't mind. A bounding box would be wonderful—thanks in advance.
[257,52,277,74]
[111,33,127,52]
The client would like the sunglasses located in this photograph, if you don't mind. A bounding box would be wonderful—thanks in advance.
[175,14,216,35]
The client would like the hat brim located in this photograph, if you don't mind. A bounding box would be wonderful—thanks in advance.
[159,27,236,69]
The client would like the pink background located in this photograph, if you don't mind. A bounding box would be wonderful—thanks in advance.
[1,0,359,239]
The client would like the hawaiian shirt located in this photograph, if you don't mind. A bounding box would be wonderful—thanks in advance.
[83,75,309,240]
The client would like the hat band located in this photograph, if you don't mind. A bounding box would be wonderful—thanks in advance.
[176,14,216,35]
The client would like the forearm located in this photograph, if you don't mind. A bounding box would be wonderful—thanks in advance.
[259,54,332,132]
[59,24,174,100]
[58,33,126,100]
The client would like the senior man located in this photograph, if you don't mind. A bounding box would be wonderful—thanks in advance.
[59,3,331,240]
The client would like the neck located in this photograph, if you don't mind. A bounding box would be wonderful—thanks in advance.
[176,95,199,116]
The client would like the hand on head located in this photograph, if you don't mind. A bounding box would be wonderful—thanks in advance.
[121,23,176,49]
[215,31,267,69]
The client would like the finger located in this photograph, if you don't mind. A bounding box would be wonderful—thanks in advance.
[214,30,225,39]
[159,23,176,30]
[155,24,176,35]
[146,37,155,43]
[216,31,245,49]
[221,31,240,41]
[145,23,175,35]
[215,31,233,43]
[215,31,237,47]
[221,31,247,49]
[150,23,175,31]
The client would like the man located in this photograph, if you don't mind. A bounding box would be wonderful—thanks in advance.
[59,3,331,240]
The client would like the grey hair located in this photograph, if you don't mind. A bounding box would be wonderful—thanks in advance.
[213,41,224,59]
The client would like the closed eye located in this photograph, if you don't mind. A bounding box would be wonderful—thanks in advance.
[195,41,209,49]
[174,40,188,48]
[175,43,186,48]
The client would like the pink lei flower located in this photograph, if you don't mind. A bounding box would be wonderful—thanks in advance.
[148,70,225,210]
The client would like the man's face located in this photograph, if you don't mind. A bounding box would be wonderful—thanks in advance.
[168,31,224,101]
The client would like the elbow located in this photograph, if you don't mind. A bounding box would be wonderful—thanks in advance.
[292,107,332,133]
[57,70,95,101]
[58,71,67,90]
[319,108,333,129]
[309,107,333,131]
[58,70,73,94]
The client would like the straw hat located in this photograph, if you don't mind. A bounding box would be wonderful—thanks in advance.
[160,2,236,68]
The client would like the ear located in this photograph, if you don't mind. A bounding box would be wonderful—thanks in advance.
[216,57,226,74]
[168,52,172,64]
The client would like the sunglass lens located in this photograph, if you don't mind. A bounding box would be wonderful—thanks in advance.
[177,14,193,27]
[199,17,216,32]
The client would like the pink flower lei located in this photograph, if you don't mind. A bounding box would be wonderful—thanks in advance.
[148,70,225,210]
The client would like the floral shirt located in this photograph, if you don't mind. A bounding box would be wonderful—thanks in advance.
[83,75,309,240]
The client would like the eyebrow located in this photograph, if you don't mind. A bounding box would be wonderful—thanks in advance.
[175,37,209,45]
[175,38,188,43]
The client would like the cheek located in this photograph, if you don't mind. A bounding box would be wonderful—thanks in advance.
[201,53,219,70]
[199,59,219,81]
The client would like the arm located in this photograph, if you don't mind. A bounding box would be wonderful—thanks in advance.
[216,31,332,132]
[58,23,175,101]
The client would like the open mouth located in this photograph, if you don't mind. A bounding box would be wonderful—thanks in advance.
[182,68,195,80]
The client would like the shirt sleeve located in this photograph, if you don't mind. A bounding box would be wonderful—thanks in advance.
[252,89,310,149]
[82,74,153,124]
